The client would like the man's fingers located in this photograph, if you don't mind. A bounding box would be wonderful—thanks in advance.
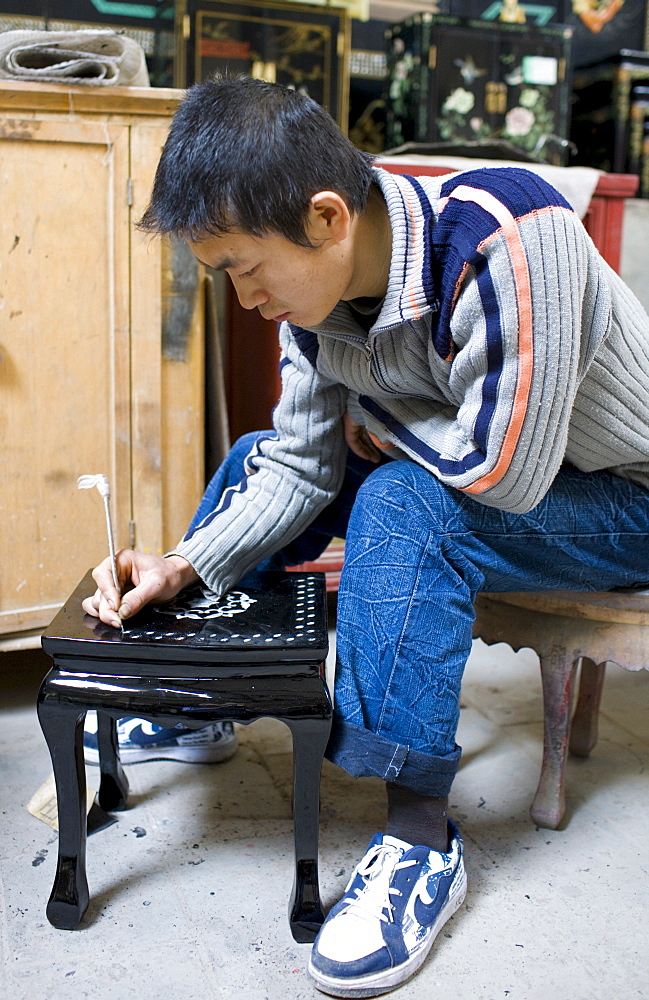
[117,586,147,620]
[357,441,382,463]
[86,550,193,624]
[91,558,122,612]
[342,413,382,463]
[81,588,121,628]
[117,569,174,619]
[82,592,100,617]
[348,432,381,463]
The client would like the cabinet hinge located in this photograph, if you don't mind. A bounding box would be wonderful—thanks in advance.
[126,178,134,206]
[129,520,136,548]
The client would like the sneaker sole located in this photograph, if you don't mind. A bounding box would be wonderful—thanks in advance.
[84,738,238,766]
[307,863,468,998]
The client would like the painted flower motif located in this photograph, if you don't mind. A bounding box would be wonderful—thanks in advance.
[505,106,535,136]
[470,116,484,132]
[519,88,540,109]
[443,87,475,115]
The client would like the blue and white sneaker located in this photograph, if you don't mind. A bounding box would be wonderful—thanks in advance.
[83,715,237,765]
[308,822,466,998]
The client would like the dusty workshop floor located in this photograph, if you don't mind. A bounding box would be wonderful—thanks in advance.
[1,624,647,1000]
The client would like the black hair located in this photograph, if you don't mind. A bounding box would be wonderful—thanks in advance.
[138,75,375,247]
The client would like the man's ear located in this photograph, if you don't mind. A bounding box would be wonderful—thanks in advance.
[307,191,352,244]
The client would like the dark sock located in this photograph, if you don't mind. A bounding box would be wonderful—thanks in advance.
[386,782,449,853]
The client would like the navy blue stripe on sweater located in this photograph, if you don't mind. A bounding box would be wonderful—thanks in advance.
[359,268,504,479]
[429,168,572,362]
[473,264,505,451]
[244,433,277,474]
[440,167,572,216]
[359,395,484,476]
[429,202,494,362]
[290,324,319,369]
[182,478,250,540]
[182,433,276,541]
[386,178,413,325]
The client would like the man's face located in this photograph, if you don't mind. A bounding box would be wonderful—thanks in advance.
[189,225,355,330]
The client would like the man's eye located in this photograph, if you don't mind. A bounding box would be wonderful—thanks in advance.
[240,266,256,278]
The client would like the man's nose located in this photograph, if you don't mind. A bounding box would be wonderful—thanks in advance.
[233,277,269,311]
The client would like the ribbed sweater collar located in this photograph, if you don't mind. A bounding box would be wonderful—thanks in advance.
[311,167,444,339]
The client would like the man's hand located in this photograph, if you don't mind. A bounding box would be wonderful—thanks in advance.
[82,550,200,628]
[343,412,391,463]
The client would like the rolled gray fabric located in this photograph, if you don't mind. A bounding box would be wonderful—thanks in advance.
[0,29,150,86]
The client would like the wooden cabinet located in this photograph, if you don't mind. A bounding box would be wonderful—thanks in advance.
[0,82,204,647]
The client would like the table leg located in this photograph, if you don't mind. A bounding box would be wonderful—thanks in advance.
[36,689,89,929]
[96,712,129,811]
[286,716,331,943]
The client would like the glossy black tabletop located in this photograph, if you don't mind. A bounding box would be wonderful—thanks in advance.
[41,571,329,665]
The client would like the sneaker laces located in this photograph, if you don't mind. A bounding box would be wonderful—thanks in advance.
[341,844,418,925]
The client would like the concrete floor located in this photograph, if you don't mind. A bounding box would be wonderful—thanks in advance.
[1,628,647,1000]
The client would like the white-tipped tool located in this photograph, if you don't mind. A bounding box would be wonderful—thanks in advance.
[77,474,119,593]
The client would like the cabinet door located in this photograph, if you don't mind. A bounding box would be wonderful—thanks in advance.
[128,122,206,556]
[431,23,571,163]
[431,26,501,144]
[0,118,132,634]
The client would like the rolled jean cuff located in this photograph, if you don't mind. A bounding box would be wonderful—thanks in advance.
[325,718,462,797]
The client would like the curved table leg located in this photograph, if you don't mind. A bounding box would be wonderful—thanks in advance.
[37,681,89,930]
[96,712,129,812]
[286,716,332,943]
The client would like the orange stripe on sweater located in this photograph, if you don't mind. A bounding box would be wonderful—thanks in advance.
[441,185,534,494]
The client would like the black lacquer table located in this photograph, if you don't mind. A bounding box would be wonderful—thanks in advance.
[38,571,331,941]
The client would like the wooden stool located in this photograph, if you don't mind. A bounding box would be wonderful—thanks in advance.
[473,590,649,829]
[38,571,331,942]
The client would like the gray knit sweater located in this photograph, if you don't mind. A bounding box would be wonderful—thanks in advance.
[175,166,649,595]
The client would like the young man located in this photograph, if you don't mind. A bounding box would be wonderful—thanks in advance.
[84,76,649,997]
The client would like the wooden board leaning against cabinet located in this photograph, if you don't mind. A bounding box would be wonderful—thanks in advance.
[0,82,205,647]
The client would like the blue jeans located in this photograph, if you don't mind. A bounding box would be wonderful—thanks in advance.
[189,432,649,797]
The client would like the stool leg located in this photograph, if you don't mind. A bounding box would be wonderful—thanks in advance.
[36,696,89,929]
[286,717,331,943]
[531,645,578,830]
[569,658,606,758]
[96,713,129,811]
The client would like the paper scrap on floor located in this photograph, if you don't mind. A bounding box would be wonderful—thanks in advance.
[26,773,95,832]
